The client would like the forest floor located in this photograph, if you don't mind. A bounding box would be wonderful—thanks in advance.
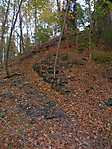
[0,38,112,149]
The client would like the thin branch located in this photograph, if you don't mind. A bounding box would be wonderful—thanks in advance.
[53,2,69,79]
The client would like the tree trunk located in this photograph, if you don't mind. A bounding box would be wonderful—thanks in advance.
[56,0,61,12]
[95,1,112,49]
[86,0,92,60]
[88,0,92,52]
[34,3,37,45]
[19,11,24,54]
[53,2,69,79]
[5,0,23,77]
[0,0,11,64]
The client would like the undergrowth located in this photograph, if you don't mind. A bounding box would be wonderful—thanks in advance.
[92,51,112,64]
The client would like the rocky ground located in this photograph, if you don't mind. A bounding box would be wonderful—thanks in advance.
[0,39,112,149]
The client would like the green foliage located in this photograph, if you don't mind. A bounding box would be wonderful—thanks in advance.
[28,0,59,43]
[39,2,58,25]
[30,0,48,10]
[76,47,85,53]
[92,51,112,64]
[102,28,112,46]
[95,0,112,19]
[95,4,106,19]
[36,25,53,43]
[77,3,85,27]
[95,0,112,47]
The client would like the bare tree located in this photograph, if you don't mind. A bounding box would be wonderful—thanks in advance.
[86,0,92,57]
[19,11,24,54]
[5,0,24,77]
[53,1,69,79]
[34,4,37,45]
[0,0,11,63]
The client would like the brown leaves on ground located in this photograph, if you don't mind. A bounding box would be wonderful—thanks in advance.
[0,41,112,149]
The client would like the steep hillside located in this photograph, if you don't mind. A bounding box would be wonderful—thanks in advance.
[0,38,112,149]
